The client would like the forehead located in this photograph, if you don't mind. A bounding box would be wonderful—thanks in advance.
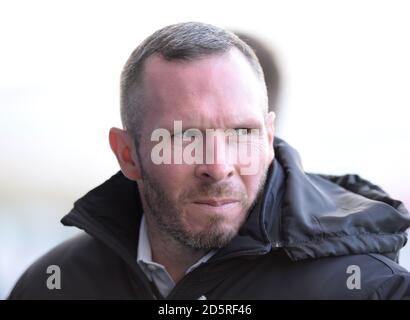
[141,48,265,131]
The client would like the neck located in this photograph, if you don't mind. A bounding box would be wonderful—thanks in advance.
[144,214,208,283]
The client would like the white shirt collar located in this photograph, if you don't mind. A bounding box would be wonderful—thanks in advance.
[137,214,217,297]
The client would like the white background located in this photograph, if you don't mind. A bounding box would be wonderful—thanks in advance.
[1,0,409,298]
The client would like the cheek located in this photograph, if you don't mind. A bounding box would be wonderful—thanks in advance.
[149,163,194,195]
[236,141,271,192]
[239,173,263,197]
[234,138,272,175]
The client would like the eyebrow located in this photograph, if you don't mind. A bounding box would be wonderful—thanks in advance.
[159,118,263,133]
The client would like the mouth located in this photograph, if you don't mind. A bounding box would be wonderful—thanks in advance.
[188,198,244,221]
[192,198,240,207]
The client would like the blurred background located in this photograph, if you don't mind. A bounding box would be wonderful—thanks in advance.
[1,0,409,299]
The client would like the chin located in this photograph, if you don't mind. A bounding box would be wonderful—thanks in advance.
[185,202,244,225]
[185,211,244,241]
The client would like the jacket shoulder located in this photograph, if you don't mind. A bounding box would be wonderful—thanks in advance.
[7,233,130,299]
[365,253,410,299]
[244,250,410,299]
[292,252,410,299]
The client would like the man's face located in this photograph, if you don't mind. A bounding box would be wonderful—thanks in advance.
[135,48,275,249]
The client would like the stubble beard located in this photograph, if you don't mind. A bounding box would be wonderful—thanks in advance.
[139,164,269,250]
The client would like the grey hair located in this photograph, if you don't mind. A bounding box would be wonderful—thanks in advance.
[120,21,268,148]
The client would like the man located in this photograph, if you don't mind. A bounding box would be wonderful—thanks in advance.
[9,22,410,299]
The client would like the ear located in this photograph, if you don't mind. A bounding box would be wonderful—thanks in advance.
[109,127,142,180]
[266,111,276,160]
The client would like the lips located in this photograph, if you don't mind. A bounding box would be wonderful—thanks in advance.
[193,198,239,207]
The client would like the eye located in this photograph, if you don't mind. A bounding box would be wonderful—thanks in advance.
[183,129,202,139]
[172,129,201,139]
[234,128,252,135]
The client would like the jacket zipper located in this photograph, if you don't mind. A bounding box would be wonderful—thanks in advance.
[66,209,283,300]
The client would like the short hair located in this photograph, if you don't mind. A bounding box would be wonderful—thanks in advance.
[120,21,268,148]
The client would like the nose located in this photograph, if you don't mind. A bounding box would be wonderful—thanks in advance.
[195,162,235,182]
[194,131,235,182]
